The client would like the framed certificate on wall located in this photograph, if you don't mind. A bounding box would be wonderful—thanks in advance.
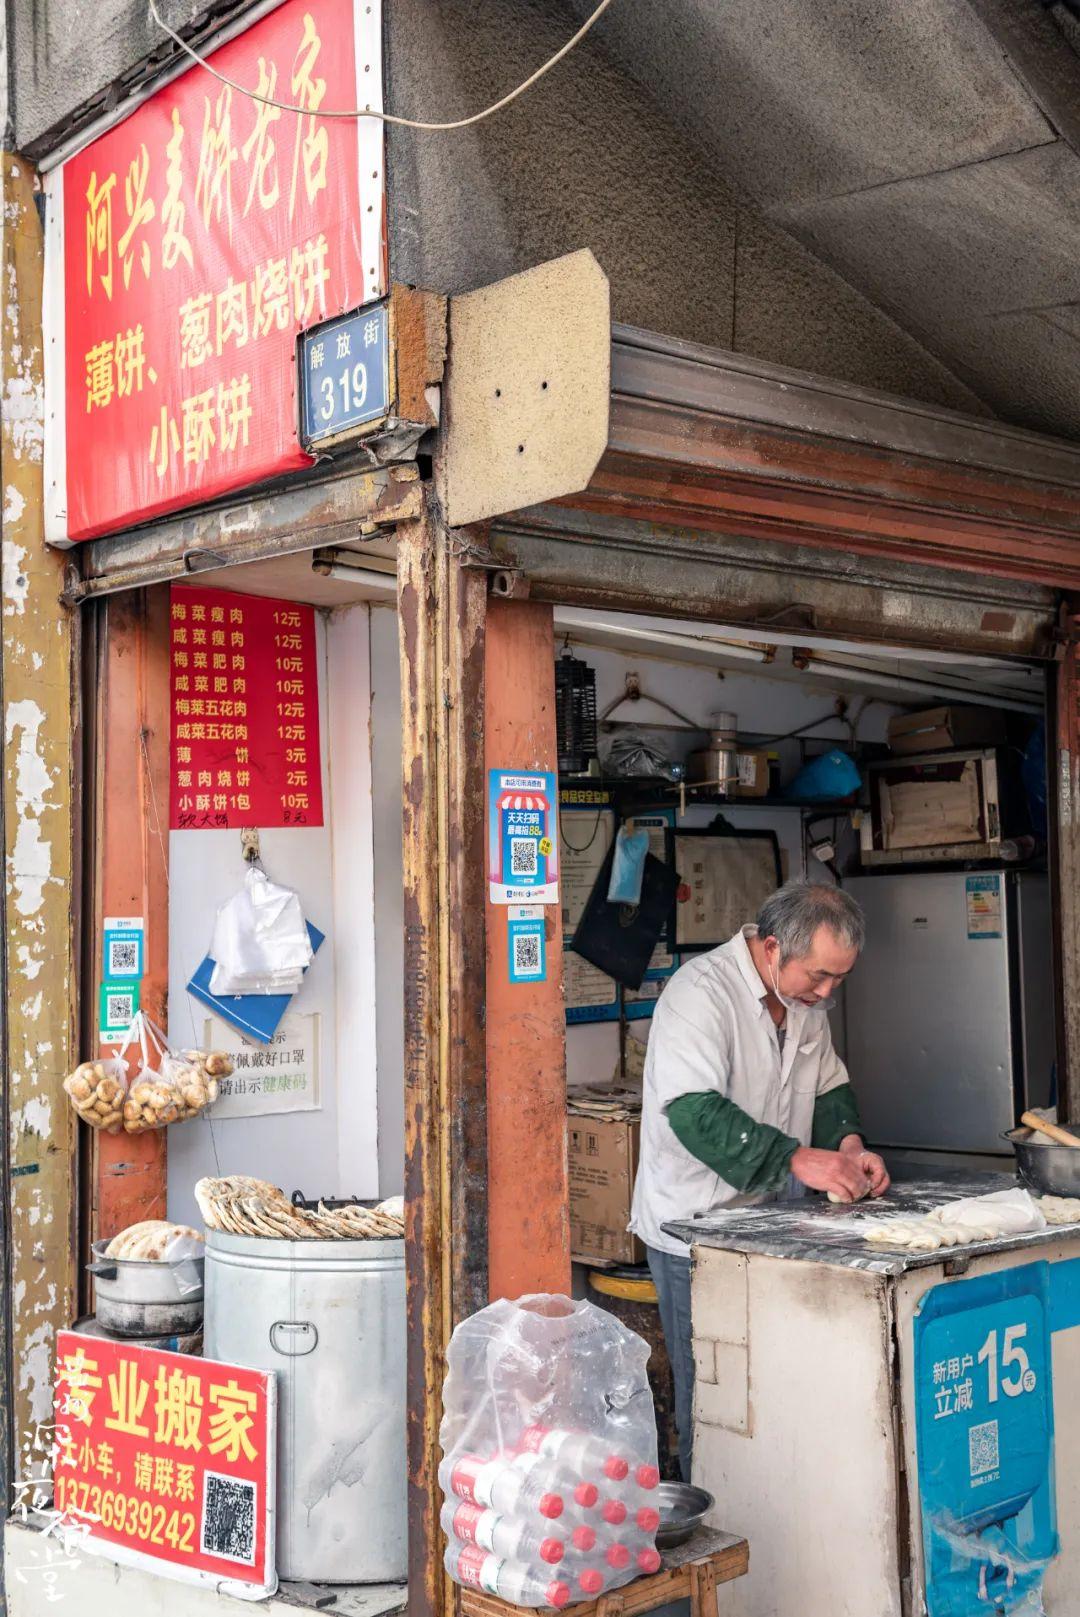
[668,828,782,952]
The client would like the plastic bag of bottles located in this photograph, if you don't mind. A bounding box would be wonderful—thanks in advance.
[439,1294,661,1608]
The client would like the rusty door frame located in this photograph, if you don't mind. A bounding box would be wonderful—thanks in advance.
[398,487,488,1617]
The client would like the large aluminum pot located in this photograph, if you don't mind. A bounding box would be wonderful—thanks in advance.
[204,1230,406,1584]
[88,1239,205,1337]
[1002,1128,1080,1197]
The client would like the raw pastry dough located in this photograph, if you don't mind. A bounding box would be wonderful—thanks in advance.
[862,1188,1080,1252]
[1036,1194,1080,1225]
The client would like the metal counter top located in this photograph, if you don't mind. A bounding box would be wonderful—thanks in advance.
[663,1170,1080,1276]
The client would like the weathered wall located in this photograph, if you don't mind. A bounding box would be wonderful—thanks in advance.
[8,0,253,160]
[1,153,79,1500]
[385,0,988,411]
[10,0,989,409]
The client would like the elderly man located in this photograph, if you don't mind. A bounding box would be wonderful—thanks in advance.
[630,880,889,1479]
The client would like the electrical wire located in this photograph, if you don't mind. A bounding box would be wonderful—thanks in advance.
[146,0,617,128]
[749,711,847,747]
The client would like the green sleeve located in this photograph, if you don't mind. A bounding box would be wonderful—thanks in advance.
[811,1082,864,1151]
[665,1092,799,1195]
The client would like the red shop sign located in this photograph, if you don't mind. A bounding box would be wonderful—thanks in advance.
[54,1330,277,1596]
[45,0,384,543]
[169,585,324,830]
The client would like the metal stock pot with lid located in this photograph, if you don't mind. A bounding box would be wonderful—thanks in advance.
[88,1239,205,1337]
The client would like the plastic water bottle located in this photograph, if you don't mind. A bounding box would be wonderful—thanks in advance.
[599,1495,661,1535]
[445,1543,571,1608]
[441,1500,566,1566]
[575,1566,606,1596]
[569,1479,600,1510]
[518,1424,632,1482]
[441,1452,565,1520]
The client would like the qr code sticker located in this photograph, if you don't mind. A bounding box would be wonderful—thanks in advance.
[201,1471,257,1565]
[513,931,542,977]
[510,837,538,877]
[108,939,139,976]
[105,991,134,1027]
[969,1419,1000,1478]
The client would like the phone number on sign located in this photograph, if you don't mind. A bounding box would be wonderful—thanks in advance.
[54,1476,196,1552]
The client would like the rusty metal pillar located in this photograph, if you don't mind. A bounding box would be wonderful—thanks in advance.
[484,601,571,1300]
[398,487,487,1617]
[1054,615,1080,1122]
[91,590,171,1242]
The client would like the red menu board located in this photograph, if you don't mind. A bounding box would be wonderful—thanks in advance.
[169,585,323,829]
[51,0,384,541]
[54,1331,276,1594]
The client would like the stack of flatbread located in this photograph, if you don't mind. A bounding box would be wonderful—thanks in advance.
[194,1175,406,1240]
[105,1220,203,1261]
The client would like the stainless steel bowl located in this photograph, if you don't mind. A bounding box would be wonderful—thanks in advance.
[654,1481,714,1548]
[1003,1128,1080,1197]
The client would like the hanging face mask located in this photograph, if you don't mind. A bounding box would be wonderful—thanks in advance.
[769,954,835,1015]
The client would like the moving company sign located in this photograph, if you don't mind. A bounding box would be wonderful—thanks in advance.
[44,0,384,543]
[54,1332,277,1596]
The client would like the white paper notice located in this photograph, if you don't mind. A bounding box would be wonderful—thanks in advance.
[201,1012,322,1118]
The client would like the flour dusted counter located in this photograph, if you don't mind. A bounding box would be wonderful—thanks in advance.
[666,1173,1080,1617]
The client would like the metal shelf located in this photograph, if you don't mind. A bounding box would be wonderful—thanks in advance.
[559,775,859,815]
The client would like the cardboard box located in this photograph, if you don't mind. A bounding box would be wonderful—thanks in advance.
[869,749,999,853]
[568,1112,644,1267]
[735,749,769,798]
[887,705,1006,756]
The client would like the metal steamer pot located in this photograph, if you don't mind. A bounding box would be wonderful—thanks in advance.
[88,1240,205,1337]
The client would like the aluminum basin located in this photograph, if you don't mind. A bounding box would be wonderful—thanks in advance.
[1003,1128,1080,1198]
[655,1481,714,1548]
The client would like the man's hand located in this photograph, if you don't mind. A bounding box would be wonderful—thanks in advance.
[790,1145,872,1203]
[839,1134,891,1199]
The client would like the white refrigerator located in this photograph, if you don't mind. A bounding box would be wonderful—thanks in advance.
[842,870,1055,1155]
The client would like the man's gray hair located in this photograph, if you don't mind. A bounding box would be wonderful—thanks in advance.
[756,880,865,962]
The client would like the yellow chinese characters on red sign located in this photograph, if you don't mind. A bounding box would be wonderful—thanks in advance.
[54,1331,276,1590]
[50,0,384,542]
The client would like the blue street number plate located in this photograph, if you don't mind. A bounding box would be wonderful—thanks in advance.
[299,302,390,447]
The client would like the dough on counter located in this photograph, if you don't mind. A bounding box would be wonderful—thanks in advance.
[1037,1195,1080,1225]
[861,1187,1080,1251]
[828,1186,870,1205]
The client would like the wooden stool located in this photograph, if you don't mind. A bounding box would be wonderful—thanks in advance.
[459,1525,749,1617]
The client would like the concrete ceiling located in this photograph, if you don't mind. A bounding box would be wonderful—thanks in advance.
[571,0,1080,441]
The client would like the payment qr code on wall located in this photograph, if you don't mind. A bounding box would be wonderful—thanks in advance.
[513,931,542,976]
[201,1472,257,1565]
[108,939,140,975]
[969,1418,1000,1478]
[511,838,538,877]
[106,990,135,1027]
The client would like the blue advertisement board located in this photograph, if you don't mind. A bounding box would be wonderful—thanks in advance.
[487,770,559,905]
[915,1263,1057,1613]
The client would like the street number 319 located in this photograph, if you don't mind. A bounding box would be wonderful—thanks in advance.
[977,1323,1037,1402]
[319,364,369,421]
